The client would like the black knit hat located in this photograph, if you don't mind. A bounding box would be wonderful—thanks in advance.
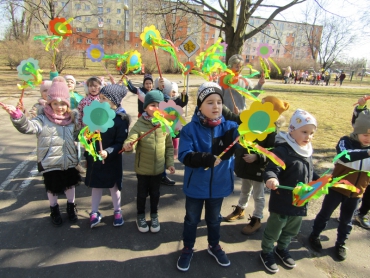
[197,82,223,107]
[143,73,153,85]
[100,84,128,108]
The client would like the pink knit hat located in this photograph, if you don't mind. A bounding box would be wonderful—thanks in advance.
[40,80,52,93]
[47,76,70,107]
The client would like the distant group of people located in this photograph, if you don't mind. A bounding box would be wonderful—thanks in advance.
[1,53,369,275]
[283,66,347,86]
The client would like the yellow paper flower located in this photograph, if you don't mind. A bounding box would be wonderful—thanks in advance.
[238,101,280,142]
[140,25,161,50]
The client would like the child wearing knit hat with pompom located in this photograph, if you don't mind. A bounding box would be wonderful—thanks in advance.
[261,108,318,273]
[1,76,81,227]
[224,96,290,237]
[309,110,370,261]
[85,84,130,228]
[177,82,239,271]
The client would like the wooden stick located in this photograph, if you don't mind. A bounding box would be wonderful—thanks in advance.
[228,87,237,112]
[98,130,105,164]
[153,47,162,78]
[118,124,161,154]
[204,136,240,170]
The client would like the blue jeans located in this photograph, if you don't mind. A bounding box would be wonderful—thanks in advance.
[311,189,360,246]
[182,196,223,249]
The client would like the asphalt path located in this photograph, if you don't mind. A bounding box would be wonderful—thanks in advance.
[0,78,369,278]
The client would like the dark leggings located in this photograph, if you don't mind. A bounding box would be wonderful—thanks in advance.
[359,185,370,215]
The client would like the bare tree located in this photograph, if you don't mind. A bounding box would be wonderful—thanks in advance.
[162,0,308,61]
[302,0,357,70]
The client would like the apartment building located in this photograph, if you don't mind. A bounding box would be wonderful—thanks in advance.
[243,16,322,63]
[30,0,218,58]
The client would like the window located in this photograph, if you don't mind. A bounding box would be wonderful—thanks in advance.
[107,8,110,13]
[266,39,269,43]
[205,34,209,40]
[135,43,138,47]
[211,34,215,38]
[85,4,90,10]
[86,28,92,33]
[99,40,103,45]
[76,16,81,21]
[34,23,40,33]
[99,29,103,34]
[85,17,91,22]
[75,4,81,10]
[135,10,139,15]
[253,38,257,42]
[87,39,92,44]
[292,33,295,37]
[117,9,121,14]
[107,19,111,23]
[276,50,280,54]
[117,20,121,25]
[187,27,191,32]
[117,0,121,2]
[135,22,139,27]
[53,1,58,7]
[287,33,290,37]
[98,7,103,14]
[253,47,256,51]
[43,12,47,18]
[252,55,255,59]
[77,38,82,43]
[135,32,139,37]
[291,42,294,46]
[179,27,183,31]
[97,0,103,4]
[285,41,289,45]
[76,27,82,32]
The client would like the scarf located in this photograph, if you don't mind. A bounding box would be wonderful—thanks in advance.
[142,112,157,126]
[197,110,222,127]
[44,105,73,126]
[277,131,313,157]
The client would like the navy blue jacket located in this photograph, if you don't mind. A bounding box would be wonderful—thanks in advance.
[178,109,239,199]
[85,109,130,190]
[263,135,319,216]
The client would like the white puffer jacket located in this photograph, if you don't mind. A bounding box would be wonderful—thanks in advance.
[11,113,79,173]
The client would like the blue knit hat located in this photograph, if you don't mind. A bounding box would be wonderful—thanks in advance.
[143,90,164,109]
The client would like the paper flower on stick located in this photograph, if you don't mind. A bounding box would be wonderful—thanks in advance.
[82,101,115,133]
[78,126,103,161]
[140,25,161,50]
[219,70,238,89]
[126,50,142,73]
[183,61,194,75]
[87,44,105,62]
[17,58,40,81]
[256,43,281,78]
[157,100,186,136]
[257,43,273,59]
[238,101,279,142]
[49,17,73,37]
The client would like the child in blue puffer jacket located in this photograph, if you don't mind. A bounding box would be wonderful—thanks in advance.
[176,82,239,272]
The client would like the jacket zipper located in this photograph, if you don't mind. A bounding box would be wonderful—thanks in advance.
[63,126,66,170]
[209,128,214,198]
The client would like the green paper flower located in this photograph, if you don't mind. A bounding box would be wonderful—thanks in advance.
[82,101,115,133]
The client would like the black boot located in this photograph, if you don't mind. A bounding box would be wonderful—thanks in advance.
[66,202,78,222]
[50,204,62,226]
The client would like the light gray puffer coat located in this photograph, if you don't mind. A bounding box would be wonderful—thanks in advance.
[11,113,79,173]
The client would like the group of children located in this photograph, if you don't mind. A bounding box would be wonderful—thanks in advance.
[1,61,369,274]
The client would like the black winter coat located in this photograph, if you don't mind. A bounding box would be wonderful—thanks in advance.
[85,112,130,190]
[263,141,319,216]
[234,132,276,181]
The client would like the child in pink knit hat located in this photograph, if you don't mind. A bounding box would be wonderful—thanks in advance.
[1,76,81,227]
[28,80,52,118]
